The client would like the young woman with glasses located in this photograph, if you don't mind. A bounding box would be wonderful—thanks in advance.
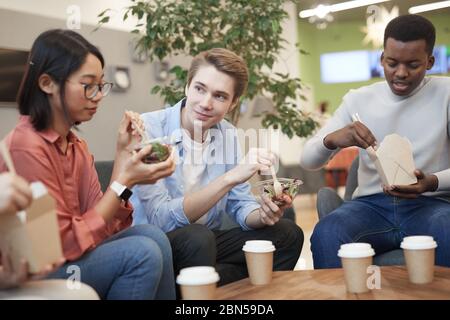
[0,29,176,300]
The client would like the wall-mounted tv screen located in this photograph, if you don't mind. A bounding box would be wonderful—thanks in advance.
[320,45,450,84]
[0,48,29,104]
[430,45,448,75]
[320,50,371,83]
[447,46,450,73]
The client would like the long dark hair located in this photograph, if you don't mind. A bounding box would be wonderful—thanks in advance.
[17,29,104,131]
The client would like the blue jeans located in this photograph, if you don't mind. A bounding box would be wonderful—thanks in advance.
[47,224,175,300]
[311,193,450,268]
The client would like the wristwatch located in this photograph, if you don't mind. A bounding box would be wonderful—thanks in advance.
[110,181,133,201]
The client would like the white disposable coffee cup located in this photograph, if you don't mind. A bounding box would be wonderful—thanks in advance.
[401,236,437,284]
[176,266,220,300]
[242,240,276,285]
[338,243,375,293]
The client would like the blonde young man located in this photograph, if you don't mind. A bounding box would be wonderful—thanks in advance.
[132,48,303,285]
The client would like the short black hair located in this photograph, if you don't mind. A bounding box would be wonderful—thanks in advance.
[384,14,435,55]
[17,29,104,131]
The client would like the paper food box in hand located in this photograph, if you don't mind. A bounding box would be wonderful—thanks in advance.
[0,181,63,273]
[369,134,418,186]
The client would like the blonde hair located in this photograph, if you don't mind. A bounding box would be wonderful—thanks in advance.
[187,48,248,102]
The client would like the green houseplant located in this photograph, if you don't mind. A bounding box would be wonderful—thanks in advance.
[98,0,318,138]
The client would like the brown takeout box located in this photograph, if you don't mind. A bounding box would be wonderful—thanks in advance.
[0,182,63,273]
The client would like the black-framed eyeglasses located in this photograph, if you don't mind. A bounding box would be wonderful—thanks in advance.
[80,82,114,99]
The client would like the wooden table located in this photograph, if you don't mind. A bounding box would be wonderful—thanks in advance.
[215,266,450,300]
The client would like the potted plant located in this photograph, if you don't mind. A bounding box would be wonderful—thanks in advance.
[97,0,318,138]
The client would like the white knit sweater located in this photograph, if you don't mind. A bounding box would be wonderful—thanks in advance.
[300,76,450,199]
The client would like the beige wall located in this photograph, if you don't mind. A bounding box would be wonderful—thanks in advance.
[0,0,138,32]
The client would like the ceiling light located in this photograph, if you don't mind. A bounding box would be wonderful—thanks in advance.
[315,4,331,18]
[409,1,450,14]
[299,0,391,19]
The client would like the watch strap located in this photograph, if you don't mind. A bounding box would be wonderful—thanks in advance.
[110,181,133,201]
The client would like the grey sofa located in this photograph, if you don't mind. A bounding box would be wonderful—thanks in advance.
[94,161,114,193]
[316,156,405,266]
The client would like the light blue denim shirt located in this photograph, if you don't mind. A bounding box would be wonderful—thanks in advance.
[131,99,261,232]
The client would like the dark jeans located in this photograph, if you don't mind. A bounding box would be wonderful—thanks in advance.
[311,193,450,269]
[166,219,304,286]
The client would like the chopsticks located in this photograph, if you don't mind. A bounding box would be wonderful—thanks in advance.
[126,110,150,143]
[0,141,16,174]
[351,113,377,160]
[351,112,362,123]
[133,120,150,143]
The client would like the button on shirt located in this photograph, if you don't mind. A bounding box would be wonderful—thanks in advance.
[131,99,261,232]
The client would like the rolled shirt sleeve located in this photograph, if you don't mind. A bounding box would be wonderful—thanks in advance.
[226,181,261,231]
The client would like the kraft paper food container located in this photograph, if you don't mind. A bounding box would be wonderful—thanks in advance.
[254,178,303,206]
[176,266,220,300]
[0,182,64,273]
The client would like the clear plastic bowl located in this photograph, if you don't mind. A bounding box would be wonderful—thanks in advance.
[134,136,174,164]
[253,178,303,206]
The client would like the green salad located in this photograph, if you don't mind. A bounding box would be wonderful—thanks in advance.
[262,179,302,206]
[138,142,170,164]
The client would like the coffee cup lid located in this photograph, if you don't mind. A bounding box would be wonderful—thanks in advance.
[400,236,437,250]
[242,240,276,253]
[337,243,375,258]
[176,266,220,286]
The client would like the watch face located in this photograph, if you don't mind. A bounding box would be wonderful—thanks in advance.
[121,188,133,201]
